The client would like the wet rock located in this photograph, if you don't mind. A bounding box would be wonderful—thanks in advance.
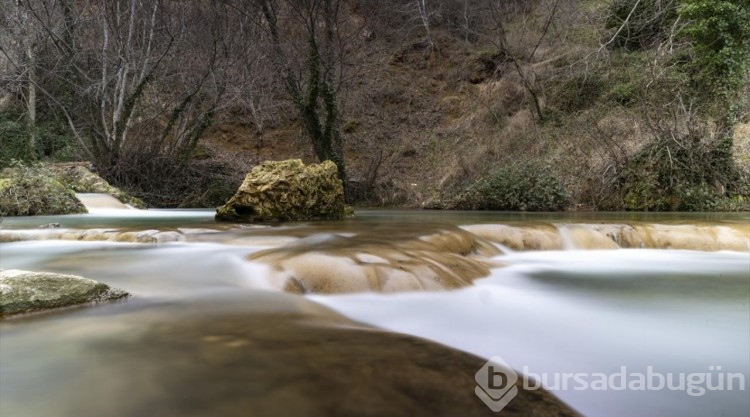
[633,224,750,251]
[216,159,347,223]
[463,223,750,251]
[154,231,184,243]
[0,228,190,244]
[116,230,160,243]
[0,292,581,417]
[0,165,87,216]
[250,226,501,293]
[462,224,562,251]
[46,163,147,209]
[0,269,128,317]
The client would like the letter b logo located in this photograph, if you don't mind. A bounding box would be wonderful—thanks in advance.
[475,356,519,412]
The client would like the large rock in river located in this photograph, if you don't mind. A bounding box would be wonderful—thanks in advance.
[0,269,128,316]
[216,159,347,222]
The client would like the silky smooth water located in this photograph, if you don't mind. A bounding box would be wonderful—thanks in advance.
[1,208,749,417]
[312,249,750,416]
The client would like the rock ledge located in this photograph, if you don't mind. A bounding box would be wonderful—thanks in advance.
[0,269,128,317]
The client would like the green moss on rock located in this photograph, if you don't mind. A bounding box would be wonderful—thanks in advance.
[216,159,347,222]
[47,163,147,209]
[0,269,129,316]
[0,164,87,216]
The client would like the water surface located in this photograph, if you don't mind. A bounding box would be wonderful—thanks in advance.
[1,208,748,416]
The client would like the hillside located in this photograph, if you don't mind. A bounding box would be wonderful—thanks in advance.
[2,0,749,210]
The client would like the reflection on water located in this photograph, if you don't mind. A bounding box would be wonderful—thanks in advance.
[0,209,218,229]
[350,209,750,225]
[1,291,578,417]
[1,209,749,417]
[2,208,749,230]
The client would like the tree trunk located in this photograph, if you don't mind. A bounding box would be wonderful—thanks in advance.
[26,41,37,160]
[259,0,348,195]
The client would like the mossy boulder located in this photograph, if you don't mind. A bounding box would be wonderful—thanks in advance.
[0,164,87,216]
[0,269,128,317]
[46,163,147,209]
[216,159,347,222]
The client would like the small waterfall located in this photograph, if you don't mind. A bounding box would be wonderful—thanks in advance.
[463,223,750,251]
[248,227,500,293]
[556,224,621,250]
[75,193,133,211]
[556,225,577,250]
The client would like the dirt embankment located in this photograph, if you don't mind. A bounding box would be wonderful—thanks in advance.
[200,2,750,211]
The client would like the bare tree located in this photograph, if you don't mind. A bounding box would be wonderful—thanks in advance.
[492,0,562,122]
[222,10,275,135]
[0,1,43,158]
[2,0,235,173]
[415,0,436,49]
[248,0,350,189]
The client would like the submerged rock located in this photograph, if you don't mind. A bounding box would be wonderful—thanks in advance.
[215,159,346,223]
[0,292,580,417]
[249,225,501,293]
[0,269,128,316]
[0,165,87,216]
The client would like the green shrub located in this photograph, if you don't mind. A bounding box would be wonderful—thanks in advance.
[678,0,750,116]
[715,167,750,211]
[608,83,637,106]
[0,114,29,168]
[0,110,82,168]
[617,132,748,211]
[552,74,606,113]
[101,151,242,208]
[175,160,243,208]
[453,161,569,211]
[605,0,677,50]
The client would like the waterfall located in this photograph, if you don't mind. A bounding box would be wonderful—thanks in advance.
[75,193,133,211]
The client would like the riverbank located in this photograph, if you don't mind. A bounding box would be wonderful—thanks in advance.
[3,1,749,212]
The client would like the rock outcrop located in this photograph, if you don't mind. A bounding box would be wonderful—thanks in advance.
[0,162,145,216]
[248,225,501,293]
[46,162,146,209]
[216,159,347,222]
[0,269,128,317]
[0,165,87,216]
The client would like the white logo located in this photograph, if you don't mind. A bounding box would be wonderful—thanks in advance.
[475,356,519,412]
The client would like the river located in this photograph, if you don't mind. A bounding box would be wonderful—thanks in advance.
[1,205,748,416]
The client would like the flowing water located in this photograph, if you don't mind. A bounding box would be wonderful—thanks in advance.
[1,200,749,417]
[75,193,134,211]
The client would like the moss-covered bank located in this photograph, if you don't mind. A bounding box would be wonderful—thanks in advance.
[0,162,145,216]
[47,163,147,209]
[0,164,87,216]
